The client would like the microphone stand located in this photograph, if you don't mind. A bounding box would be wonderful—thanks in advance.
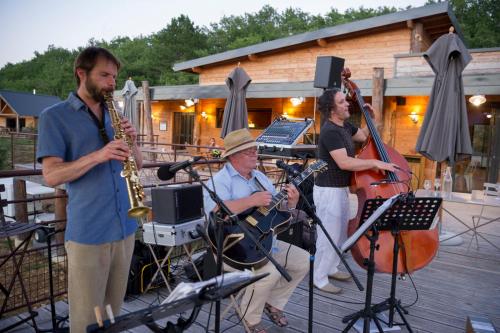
[182,165,292,333]
[283,170,364,333]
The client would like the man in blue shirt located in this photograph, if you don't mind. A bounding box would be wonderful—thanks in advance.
[204,129,309,333]
[36,47,141,332]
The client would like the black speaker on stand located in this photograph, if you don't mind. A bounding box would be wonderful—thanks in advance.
[314,56,345,126]
[313,56,345,89]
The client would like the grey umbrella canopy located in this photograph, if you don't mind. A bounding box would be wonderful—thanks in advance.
[415,33,473,165]
[121,78,139,130]
[220,67,252,138]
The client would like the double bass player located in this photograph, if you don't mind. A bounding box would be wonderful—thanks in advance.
[313,88,397,294]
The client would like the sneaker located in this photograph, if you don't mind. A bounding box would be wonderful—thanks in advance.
[329,271,351,281]
[316,283,342,294]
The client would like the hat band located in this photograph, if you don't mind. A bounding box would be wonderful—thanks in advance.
[224,139,256,156]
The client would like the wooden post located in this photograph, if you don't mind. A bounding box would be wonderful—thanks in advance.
[54,188,67,244]
[372,67,384,133]
[13,178,29,243]
[142,81,154,147]
[410,22,424,54]
[193,102,201,151]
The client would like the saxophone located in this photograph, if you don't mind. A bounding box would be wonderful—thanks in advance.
[104,92,151,218]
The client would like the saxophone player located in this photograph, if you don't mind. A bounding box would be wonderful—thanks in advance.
[37,47,140,333]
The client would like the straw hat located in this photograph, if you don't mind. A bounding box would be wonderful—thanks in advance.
[221,128,257,158]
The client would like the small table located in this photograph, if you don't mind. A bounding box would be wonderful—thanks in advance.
[419,190,500,250]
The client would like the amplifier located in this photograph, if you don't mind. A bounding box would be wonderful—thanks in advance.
[152,184,203,224]
[142,218,205,247]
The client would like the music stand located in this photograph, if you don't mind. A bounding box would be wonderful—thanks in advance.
[86,272,268,333]
[342,194,441,333]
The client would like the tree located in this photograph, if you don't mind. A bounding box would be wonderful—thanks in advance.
[0,45,76,97]
[448,0,500,48]
[0,1,497,96]
[149,15,208,85]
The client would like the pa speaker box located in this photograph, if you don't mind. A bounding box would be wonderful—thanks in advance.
[152,184,203,224]
[313,56,345,89]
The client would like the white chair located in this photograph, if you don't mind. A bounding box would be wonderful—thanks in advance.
[469,183,500,249]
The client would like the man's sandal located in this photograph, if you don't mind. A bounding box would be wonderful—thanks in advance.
[263,303,288,327]
[246,321,267,333]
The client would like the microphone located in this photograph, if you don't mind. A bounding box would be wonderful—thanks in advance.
[276,160,300,176]
[157,156,202,181]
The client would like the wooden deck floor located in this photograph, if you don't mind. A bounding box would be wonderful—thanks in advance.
[2,200,499,332]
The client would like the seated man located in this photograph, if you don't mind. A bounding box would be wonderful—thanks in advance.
[203,128,309,333]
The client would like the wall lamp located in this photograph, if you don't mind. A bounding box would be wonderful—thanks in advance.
[469,95,486,106]
[409,112,419,124]
[290,97,304,106]
[201,111,208,119]
[184,98,199,107]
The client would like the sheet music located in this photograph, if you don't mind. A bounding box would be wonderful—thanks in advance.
[341,194,400,252]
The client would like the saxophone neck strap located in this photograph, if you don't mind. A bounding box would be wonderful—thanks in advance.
[75,92,110,144]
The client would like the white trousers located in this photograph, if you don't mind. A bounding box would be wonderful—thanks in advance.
[313,185,350,288]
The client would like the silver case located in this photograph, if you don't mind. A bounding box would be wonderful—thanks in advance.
[142,218,205,247]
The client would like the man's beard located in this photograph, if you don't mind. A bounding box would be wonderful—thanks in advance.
[85,79,110,103]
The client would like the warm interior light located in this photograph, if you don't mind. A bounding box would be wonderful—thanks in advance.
[469,95,486,106]
[290,97,304,106]
[409,112,419,124]
[486,113,492,119]
[201,111,208,119]
[179,105,186,110]
[185,99,195,107]
[249,122,256,128]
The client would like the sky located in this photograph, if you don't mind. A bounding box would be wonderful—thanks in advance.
[1,0,428,68]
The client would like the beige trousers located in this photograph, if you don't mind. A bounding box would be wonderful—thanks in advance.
[225,240,309,326]
[65,234,135,333]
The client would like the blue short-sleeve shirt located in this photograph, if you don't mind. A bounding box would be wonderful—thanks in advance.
[36,92,137,244]
[203,162,276,215]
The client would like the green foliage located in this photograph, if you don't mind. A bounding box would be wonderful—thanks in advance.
[0,1,497,98]
[450,0,500,48]
[148,15,208,86]
[0,46,76,98]
[426,0,500,48]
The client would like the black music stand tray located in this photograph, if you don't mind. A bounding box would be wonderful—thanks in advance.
[342,194,441,333]
[87,272,268,333]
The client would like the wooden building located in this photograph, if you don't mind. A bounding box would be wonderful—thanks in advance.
[0,90,61,133]
[129,2,500,191]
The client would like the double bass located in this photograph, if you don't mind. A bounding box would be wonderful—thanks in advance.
[343,68,439,273]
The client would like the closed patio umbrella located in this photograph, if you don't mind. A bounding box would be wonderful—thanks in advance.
[415,31,473,165]
[121,78,139,130]
[220,67,251,138]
